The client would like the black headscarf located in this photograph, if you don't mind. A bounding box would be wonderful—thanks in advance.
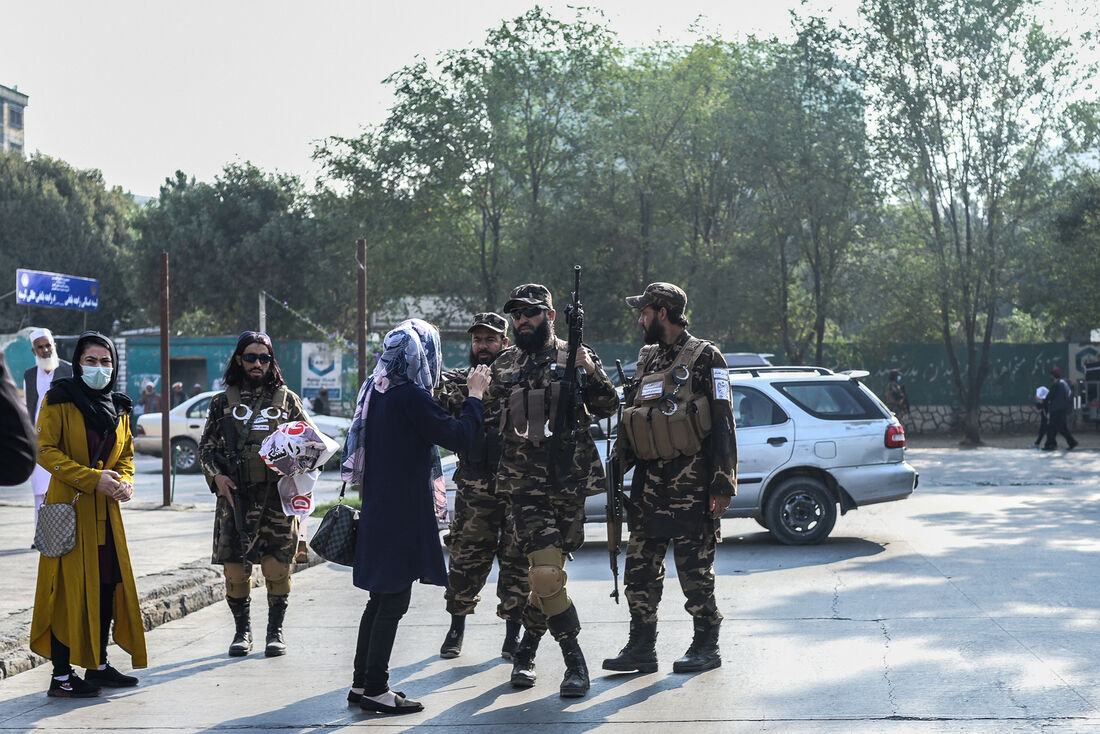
[46,331,133,434]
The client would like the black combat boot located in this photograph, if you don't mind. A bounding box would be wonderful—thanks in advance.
[440,615,465,659]
[501,620,522,661]
[509,631,540,688]
[602,617,658,673]
[672,617,721,673]
[226,596,252,657]
[558,635,590,698]
[265,595,289,657]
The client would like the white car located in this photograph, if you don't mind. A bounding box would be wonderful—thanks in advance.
[134,391,350,473]
[587,366,918,544]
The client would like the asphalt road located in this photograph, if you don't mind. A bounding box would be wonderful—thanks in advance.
[0,446,1098,731]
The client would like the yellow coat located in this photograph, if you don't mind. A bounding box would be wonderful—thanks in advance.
[30,395,148,670]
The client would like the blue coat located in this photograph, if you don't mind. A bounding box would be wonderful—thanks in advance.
[352,382,483,593]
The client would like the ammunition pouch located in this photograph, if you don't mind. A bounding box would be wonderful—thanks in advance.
[621,338,711,461]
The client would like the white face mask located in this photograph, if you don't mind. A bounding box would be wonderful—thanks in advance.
[81,366,113,390]
[36,353,60,372]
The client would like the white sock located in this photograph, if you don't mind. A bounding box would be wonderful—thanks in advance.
[53,674,70,682]
[97,664,107,671]
[364,690,397,707]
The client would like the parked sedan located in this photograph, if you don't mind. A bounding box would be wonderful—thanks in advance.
[587,366,918,544]
[134,391,351,473]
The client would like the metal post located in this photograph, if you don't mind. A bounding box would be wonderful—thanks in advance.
[357,238,367,386]
[160,252,172,507]
[259,291,267,333]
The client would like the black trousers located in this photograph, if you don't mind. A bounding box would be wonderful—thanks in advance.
[1044,409,1076,448]
[352,587,412,695]
[51,583,116,676]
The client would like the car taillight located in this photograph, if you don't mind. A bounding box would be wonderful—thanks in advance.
[885,423,905,449]
[136,424,145,436]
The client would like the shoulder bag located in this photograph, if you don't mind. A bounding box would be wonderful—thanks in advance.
[309,482,359,566]
[36,431,111,558]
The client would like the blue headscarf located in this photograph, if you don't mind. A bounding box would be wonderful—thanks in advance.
[341,319,448,520]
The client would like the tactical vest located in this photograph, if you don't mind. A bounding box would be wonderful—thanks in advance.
[225,385,291,485]
[504,346,589,445]
[621,337,712,461]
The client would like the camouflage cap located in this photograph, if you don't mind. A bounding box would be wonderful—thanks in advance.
[503,283,553,314]
[626,282,688,312]
[467,312,508,335]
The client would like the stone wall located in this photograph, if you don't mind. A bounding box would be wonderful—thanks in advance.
[904,404,1041,434]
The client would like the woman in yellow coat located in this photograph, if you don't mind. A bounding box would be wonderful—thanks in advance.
[30,332,147,698]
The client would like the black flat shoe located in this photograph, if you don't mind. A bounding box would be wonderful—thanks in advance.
[347,689,362,704]
[359,691,423,715]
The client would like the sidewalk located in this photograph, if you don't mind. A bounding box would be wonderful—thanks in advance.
[0,498,319,680]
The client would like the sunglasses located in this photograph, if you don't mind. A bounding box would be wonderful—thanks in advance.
[241,353,273,364]
[510,306,547,319]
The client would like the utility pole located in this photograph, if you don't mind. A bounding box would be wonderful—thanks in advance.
[159,252,171,507]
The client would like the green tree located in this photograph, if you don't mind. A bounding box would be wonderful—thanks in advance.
[862,0,1087,443]
[131,163,331,338]
[0,153,138,335]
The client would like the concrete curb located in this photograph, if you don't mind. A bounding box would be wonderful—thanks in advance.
[0,552,325,680]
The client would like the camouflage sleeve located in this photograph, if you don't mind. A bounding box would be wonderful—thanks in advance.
[198,392,228,490]
[435,368,469,419]
[697,345,737,496]
[582,346,619,420]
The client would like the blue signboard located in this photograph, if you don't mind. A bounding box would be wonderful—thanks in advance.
[15,268,100,312]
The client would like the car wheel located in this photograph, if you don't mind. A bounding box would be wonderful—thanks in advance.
[764,477,837,545]
[172,438,200,474]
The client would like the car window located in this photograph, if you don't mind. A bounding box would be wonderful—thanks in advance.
[774,381,882,420]
[186,397,211,419]
[731,387,787,427]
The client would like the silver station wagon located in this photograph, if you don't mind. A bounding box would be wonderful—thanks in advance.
[587,366,918,544]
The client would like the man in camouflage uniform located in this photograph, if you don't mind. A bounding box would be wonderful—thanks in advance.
[488,284,619,698]
[199,331,315,659]
[603,282,736,674]
[435,312,528,661]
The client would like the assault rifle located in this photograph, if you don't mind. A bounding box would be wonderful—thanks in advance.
[605,359,635,603]
[213,415,252,570]
[549,265,585,488]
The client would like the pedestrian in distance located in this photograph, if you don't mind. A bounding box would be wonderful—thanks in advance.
[487,283,619,698]
[169,381,186,408]
[1042,367,1078,451]
[884,368,909,422]
[435,312,527,662]
[138,381,161,416]
[198,331,317,659]
[1033,385,1050,448]
[23,328,74,534]
[341,319,489,715]
[29,331,146,698]
[604,282,737,676]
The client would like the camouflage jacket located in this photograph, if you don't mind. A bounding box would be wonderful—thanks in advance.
[198,384,311,491]
[436,366,505,483]
[616,331,737,537]
[488,337,619,495]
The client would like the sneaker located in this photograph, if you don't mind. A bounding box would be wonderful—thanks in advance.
[47,673,101,698]
[1068,441,1079,451]
[84,664,138,687]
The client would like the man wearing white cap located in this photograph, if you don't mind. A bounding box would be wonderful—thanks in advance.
[22,328,73,538]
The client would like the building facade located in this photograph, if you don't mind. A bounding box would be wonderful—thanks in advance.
[0,83,28,154]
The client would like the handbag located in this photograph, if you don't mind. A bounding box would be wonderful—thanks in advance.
[309,482,359,566]
[34,495,79,557]
[35,430,112,558]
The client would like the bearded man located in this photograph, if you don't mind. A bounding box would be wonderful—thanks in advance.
[23,328,73,539]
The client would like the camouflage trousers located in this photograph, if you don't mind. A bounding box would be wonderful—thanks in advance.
[212,481,299,565]
[624,528,722,627]
[506,478,586,639]
[444,475,528,622]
